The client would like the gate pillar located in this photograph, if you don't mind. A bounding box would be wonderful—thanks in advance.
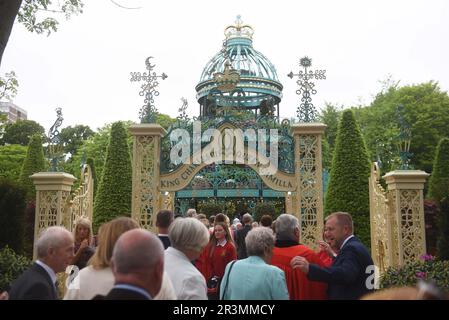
[129,124,166,231]
[291,123,326,249]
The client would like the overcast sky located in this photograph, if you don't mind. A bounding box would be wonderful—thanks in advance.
[1,0,448,132]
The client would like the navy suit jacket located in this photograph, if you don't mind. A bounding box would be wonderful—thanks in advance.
[307,236,374,300]
[93,288,150,300]
[8,263,58,300]
[235,225,252,259]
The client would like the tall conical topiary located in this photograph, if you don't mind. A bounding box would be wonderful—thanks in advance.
[427,138,449,203]
[325,109,371,248]
[427,138,449,260]
[93,122,132,232]
[19,134,46,201]
[18,134,46,257]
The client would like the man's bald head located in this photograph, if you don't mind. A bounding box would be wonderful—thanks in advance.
[112,229,164,274]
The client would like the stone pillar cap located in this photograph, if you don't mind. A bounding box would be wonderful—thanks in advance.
[129,123,166,137]
[290,122,327,135]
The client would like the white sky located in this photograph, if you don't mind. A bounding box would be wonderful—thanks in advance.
[1,0,449,132]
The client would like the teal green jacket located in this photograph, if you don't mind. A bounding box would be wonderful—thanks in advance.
[220,256,289,300]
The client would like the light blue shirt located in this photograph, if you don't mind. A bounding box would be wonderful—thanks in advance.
[220,256,289,300]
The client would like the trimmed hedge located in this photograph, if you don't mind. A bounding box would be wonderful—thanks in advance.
[324,110,371,248]
[0,179,26,253]
[0,246,31,292]
[18,134,46,201]
[254,202,276,222]
[93,122,132,232]
[437,198,449,260]
[427,138,449,203]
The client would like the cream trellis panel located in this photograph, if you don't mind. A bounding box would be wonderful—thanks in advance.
[399,189,425,264]
[35,190,71,246]
[369,162,392,273]
[297,134,323,250]
[132,135,156,230]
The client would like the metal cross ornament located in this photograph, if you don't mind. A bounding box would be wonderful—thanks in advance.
[47,107,64,172]
[130,57,167,123]
[288,56,326,122]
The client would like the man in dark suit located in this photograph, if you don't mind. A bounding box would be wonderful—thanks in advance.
[156,210,174,249]
[234,213,253,259]
[9,226,74,300]
[95,228,164,300]
[291,212,374,300]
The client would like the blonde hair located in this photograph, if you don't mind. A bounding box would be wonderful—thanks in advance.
[89,217,139,269]
[73,217,93,245]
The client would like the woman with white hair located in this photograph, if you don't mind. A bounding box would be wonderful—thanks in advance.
[219,227,289,300]
[164,217,210,300]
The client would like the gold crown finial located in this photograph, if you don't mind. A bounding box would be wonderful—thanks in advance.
[224,15,254,39]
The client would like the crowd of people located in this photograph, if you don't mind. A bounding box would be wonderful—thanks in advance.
[1,209,447,300]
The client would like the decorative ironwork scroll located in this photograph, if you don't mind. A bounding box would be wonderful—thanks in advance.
[47,107,64,172]
[130,57,167,123]
[67,164,94,232]
[395,104,412,169]
[288,57,326,122]
[369,162,392,273]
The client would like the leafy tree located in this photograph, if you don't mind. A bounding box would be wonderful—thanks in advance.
[19,134,46,201]
[0,144,27,181]
[0,71,19,101]
[427,138,449,203]
[354,81,449,174]
[0,0,84,67]
[325,110,371,248]
[93,121,132,232]
[1,119,45,146]
[318,103,342,157]
[0,178,26,253]
[60,124,94,157]
[156,113,177,130]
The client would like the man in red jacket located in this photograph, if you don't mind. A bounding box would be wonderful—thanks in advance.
[271,214,328,300]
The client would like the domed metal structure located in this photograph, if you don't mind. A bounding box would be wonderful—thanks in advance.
[195,16,283,117]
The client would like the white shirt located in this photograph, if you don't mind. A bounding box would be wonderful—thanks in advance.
[340,234,355,250]
[216,239,227,247]
[64,266,177,300]
[35,260,57,287]
[164,247,207,300]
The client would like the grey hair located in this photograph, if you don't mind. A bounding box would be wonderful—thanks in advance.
[242,213,253,224]
[327,212,354,233]
[275,214,299,241]
[36,226,73,258]
[168,217,209,252]
[185,208,197,217]
[112,229,164,274]
[245,227,275,257]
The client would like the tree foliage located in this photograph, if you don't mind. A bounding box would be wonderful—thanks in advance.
[427,138,449,203]
[325,110,371,248]
[60,124,93,157]
[93,121,132,232]
[437,197,449,260]
[0,0,84,67]
[354,81,449,174]
[0,71,19,101]
[19,134,46,201]
[0,144,27,181]
[0,179,26,253]
[1,119,45,146]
